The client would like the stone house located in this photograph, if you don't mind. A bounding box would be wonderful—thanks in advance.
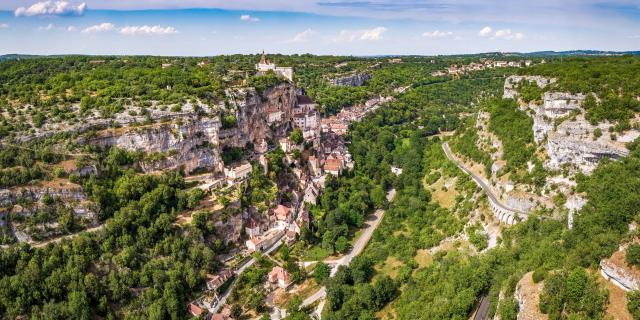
[268,266,292,288]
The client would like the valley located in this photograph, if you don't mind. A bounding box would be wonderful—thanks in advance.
[1,53,640,320]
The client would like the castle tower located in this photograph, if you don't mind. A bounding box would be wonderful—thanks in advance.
[259,50,266,65]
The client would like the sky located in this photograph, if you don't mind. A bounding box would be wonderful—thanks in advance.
[0,0,639,56]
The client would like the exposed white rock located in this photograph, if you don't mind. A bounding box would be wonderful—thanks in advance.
[514,272,548,320]
[600,258,640,292]
[329,73,371,87]
[565,195,587,211]
[505,76,639,174]
[506,195,536,212]
[503,75,555,100]
[0,186,85,206]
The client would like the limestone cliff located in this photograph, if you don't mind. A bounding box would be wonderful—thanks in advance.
[601,246,640,291]
[503,75,555,100]
[80,83,298,173]
[0,185,85,207]
[225,83,297,151]
[504,76,639,173]
[329,73,371,87]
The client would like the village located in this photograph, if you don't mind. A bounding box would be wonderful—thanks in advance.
[184,53,393,320]
[431,58,536,77]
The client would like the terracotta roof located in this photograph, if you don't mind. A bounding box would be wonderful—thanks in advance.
[188,303,204,316]
[274,205,292,221]
[269,266,291,283]
[207,269,233,289]
[324,158,342,171]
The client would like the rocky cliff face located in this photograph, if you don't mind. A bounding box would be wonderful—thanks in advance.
[86,116,224,174]
[514,272,548,320]
[80,83,298,173]
[601,257,640,291]
[503,75,555,100]
[329,73,371,87]
[226,83,297,150]
[0,185,86,207]
[505,76,638,173]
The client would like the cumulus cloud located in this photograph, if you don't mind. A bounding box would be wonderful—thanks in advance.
[67,25,77,32]
[82,22,114,33]
[478,26,524,40]
[422,30,453,38]
[492,29,525,40]
[240,14,260,22]
[335,26,387,42]
[15,1,86,17]
[0,23,8,29]
[287,29,316,43]
[119,25,178,36]
[478,26,492,37]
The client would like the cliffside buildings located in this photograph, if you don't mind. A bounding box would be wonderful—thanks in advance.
[255,51,293,82]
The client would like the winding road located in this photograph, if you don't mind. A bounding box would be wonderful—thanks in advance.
[301,189,395,309]
[210,235,284,314]
[441,142,527,216]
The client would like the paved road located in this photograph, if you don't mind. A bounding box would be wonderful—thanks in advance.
[211,236,284,314]
[471,294,490,320]
[441,142,526,215]
[301,189,395,308]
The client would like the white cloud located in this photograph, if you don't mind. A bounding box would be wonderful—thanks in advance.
[478,26,524,40]
[422,30,453,38]
[492,29,525,40]
[15,1,86,17]
[478,26,492,37]
[119,25,178,36]
[67,25,77,32]
[0,23,8,29]
[335,26,387,42]
[288,29,316,43]
[240,14,260,22]
[37,23,55,31]
[82,22,114,33]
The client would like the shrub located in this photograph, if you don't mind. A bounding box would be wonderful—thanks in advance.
[627,244,640,267]
[532,268,547,283]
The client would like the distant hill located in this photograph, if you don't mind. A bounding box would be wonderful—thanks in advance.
[523,50,640,56]
[0,54,42,61]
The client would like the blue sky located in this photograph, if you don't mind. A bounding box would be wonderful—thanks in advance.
[0,0,639,56]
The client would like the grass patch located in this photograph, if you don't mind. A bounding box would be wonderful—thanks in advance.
[304,246,334,261]
[375,256,405,279]
[429,177,458,209]
[414,249,433,268]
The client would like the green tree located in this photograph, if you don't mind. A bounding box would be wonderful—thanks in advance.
[314,262,331,283]
[627,244,640,267]
[290,128,303,144]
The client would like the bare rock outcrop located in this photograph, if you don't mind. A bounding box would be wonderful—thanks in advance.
[81,83,298,174]
[504,76,638,173]
[514,272,548,320]
[329,73,371,87]
[0,185,85,206]
[85,116,224,174]
[503,75,555,99]
[601,247,640,291]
